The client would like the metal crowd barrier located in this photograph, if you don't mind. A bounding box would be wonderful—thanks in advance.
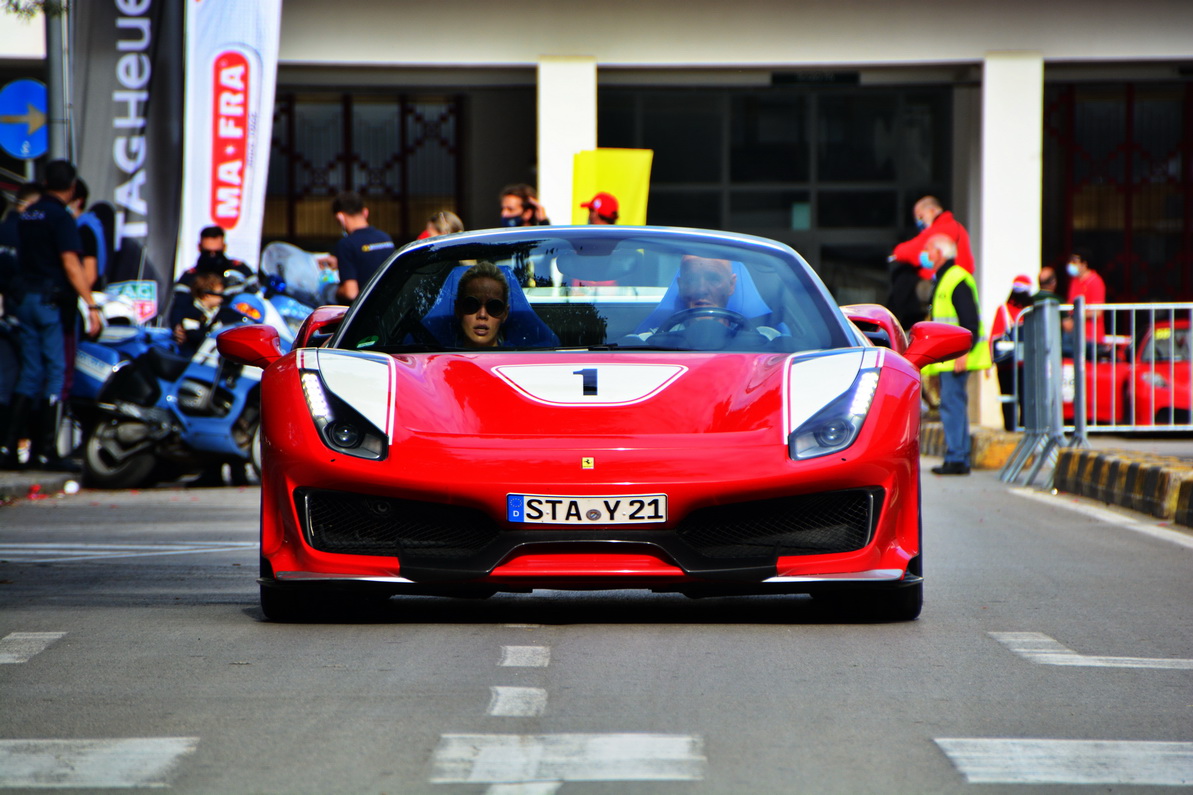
[1000,300,1066,486]
[1000,300,1193,486]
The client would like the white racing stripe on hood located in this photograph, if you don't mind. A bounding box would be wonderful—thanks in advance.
[493,363,687,407]
[306,349,397,438]
[784,349,882,438]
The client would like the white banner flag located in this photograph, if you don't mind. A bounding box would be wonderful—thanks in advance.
[176,0,282,279]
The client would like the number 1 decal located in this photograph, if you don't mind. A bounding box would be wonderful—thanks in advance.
[573,368,598,396]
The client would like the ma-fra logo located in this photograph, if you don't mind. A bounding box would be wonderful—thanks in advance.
[211,49,250,229]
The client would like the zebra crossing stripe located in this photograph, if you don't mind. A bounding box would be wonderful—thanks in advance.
[0,738,199,789]
[0,632,66,664]
[483,784,562,795]
[936,738,1193,785]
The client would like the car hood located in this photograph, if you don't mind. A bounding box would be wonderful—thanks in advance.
[297,348,888,442]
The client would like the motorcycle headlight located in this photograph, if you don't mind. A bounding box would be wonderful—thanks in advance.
[789,369,880,460]
[300,370,387,460]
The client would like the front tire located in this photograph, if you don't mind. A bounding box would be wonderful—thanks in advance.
[249,421,262,477]
[817,582,922,622]
[260,584,389,621]
[82,422,157,489]
[260,584,317,622]
[875,582,923,621]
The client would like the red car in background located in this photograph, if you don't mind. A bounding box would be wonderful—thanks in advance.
[1131,320,1191,425]
[1063,319,1191,427]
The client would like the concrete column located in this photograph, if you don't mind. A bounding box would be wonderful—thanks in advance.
[537,56,597,227]
[977,51,1044,428]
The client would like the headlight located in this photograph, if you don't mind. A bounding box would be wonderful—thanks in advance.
[788,369,879,460]
[1140,372,1169,389]
[300,369,387,460]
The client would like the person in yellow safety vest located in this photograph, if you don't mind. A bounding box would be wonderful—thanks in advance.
[921,234,991,475]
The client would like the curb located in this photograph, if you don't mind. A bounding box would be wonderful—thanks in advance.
[919,423,1021,471]
[0,472,78,503]
[1053,447,1193,529]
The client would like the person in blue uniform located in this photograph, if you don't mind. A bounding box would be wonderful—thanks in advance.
[320,191,394,303]
[1,161,100,471]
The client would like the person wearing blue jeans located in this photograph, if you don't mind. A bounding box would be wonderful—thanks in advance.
[937,369,971,470]
[0,161,101,471]
[920,234,991,476]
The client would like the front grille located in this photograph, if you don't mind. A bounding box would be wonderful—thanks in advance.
[675,489,879,559]
[298,489,500,557]
[295,487,880,575]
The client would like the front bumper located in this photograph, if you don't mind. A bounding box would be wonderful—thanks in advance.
[264,567,921,598]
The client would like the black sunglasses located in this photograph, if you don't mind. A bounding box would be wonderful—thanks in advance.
[457,296,507,316]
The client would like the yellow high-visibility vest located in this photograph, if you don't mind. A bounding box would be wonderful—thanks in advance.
[923,264,992,375]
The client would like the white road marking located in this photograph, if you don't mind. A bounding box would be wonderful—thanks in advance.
[500,646,551,668]
[503,624,542,629]
[1011,487,1193,551]
[0,541,256,563]
[430,733,706,785]
[483,784,562,795]
[488,687,548,717]
[0,632,66,664]
[936,738,1193,785]
[0,737,199,789]
[992,631,1193,670]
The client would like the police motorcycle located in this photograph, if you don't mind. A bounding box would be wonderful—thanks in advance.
[72,294,173,415]
[79,293,267,490]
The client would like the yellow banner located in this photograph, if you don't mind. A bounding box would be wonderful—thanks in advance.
[571,148,654,225]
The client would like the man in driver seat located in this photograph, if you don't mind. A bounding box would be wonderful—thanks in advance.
[629,255,783,343]
[679,255,736,312]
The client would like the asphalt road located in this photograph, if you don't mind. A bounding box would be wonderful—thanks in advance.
[1,464,1191,794]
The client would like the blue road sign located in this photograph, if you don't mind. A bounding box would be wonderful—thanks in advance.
[0,79,48,160]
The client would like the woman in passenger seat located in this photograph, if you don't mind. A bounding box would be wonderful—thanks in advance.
[455,261,510,348]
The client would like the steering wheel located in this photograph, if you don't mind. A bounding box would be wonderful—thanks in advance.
[658,306,749,333]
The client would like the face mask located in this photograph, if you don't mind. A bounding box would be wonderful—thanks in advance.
[1066,263,1080,277]
[919,251,933,271]
[500,216,521,228]
[915,219,928,232]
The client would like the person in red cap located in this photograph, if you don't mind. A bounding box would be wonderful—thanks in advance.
[582,192,619,225]
[989,273,1034,430]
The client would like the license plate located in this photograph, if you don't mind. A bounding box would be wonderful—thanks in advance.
[507,494,668,525]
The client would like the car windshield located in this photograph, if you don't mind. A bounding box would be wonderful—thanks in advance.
[1140,325,1191,363]
[334,229,853,354]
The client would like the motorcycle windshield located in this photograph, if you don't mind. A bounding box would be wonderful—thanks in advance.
[260,242,327,308]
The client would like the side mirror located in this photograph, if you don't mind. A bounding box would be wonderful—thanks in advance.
[295,305,348,348]
[903,321,974,370]
[216,324,283,369]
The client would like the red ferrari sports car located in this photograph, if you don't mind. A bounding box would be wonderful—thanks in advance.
[218,226,970,621]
